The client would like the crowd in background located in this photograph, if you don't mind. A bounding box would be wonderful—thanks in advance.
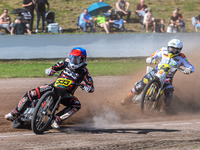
[0,0,49,35]
[78,0,200,34]
[0,0,200,35]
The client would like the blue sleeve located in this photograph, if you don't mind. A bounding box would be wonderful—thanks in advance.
[79,13,84,25]
[88,14,92,20]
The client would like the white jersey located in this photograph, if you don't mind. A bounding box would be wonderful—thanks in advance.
[150,47,195,78]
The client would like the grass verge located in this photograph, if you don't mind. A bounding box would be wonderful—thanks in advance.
[0,58,146,78]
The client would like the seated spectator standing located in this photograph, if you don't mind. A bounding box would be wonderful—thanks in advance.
[11,17,31,35]
[168,11,180,33]
[95,10,109,34]
[143,8,156,33]
[109,9,126,31]
[175,7,185,32]
[115,0,131,22]
[0,9,11,33]
[79,8,93,33]
[136,0,147,23]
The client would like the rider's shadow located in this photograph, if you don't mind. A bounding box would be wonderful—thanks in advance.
[57,126,180,135]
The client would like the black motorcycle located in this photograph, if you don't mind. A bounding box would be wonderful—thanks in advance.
[31,72,84,134]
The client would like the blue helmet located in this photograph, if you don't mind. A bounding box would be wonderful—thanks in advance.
[69,47,87,69]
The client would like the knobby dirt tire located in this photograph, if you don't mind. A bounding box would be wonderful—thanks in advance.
[140,78,161,113]
[31,91,56,134]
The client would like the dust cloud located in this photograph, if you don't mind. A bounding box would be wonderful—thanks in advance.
[92,106,120,128]
[172,47,200,114]
[66,44,200,127]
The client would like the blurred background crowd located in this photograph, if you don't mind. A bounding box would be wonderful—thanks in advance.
[0,0,200,35]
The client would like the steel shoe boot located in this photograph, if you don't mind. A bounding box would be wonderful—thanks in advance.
[121,91,136,105]
[12,119,23,128]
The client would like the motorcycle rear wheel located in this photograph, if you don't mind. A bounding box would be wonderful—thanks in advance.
[140,78,161,113]
[31,91,56,134]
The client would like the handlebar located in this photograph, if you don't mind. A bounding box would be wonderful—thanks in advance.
[177,67,185,72]
[147,58,191,74]
[78,84,85,90]
[53,71,60,77]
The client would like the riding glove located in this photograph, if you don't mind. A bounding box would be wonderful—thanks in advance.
[45,68,55,76]
[83,85,91,92]
[184,68,192,74]
[146,57,154,64]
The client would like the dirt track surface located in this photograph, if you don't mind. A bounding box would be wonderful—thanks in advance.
[1,51,200,149]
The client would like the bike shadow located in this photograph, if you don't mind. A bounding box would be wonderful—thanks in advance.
[15,124,180,135]
[56,126,180,135]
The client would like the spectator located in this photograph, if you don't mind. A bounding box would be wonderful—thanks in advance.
[79,8,93,33]
[156,18,165,33]
[35,0,49,33]
[11,17,31,35]
[95,10,109,34]
[109,9,126,31]
[136,0,148,23]
[195,14,200,32]
[143,8,156,33]
[174,7,185,32]
[99,0,104,2]
[22,0,36,32]
[169,11,180,32]
[0,9,11,33]
[115,0,131,22]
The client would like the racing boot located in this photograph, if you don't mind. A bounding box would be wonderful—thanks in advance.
[160,102,169,114]
[160,93,172,114]
[5,109,20,121]
[51,120,60,129]
[5,112,16,121]
[121,91,136,105]
[51,116,61,129]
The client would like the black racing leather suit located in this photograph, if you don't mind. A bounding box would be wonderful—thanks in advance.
[11,59,94,124]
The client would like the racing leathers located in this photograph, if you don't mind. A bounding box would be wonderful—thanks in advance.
[122,47,194,107]
[147,47,194,107]
[10,58,94,125]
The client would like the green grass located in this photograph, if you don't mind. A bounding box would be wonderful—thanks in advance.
[0,59,146,78]
[88,59,146,76]
[0,60,54,78]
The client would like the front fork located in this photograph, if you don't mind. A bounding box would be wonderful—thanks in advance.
[49,96,61,121]
[150,87,163,111]
[155,88,163,100]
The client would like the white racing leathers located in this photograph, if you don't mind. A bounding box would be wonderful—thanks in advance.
[149,47,195,107]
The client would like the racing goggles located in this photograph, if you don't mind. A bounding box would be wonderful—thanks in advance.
[69,55,82,65]
[168,46,181,55]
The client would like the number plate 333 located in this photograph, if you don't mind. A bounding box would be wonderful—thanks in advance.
[54,78,72,89]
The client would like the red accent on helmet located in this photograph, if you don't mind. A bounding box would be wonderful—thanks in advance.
[70,49,85,58]
[179,53,186,59]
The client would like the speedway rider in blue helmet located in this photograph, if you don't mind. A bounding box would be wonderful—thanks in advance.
[122,39,194,113]
[5,47,94,129]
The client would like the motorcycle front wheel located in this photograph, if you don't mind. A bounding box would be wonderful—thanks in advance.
[140,78,161,113]
[31,91,56,134]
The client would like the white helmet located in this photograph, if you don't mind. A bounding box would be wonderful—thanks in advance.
[167,39,183,57]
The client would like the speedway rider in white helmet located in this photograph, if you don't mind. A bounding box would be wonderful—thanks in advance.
[122,39,194,113]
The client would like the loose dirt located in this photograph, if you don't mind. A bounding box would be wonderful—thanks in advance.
[0,51,200,149]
